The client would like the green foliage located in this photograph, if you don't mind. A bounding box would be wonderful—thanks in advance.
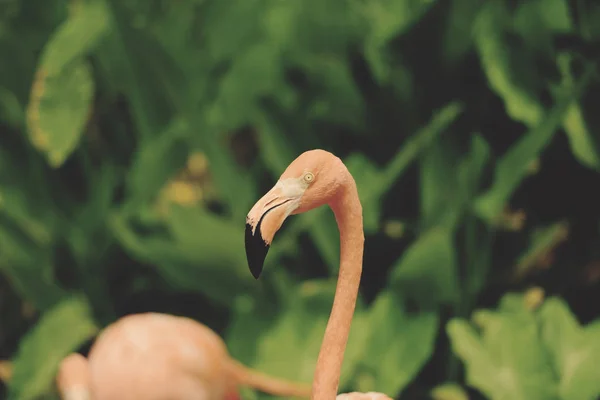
[8,296,98,400]
[359,291,438,395]
[26,0,109,167]
[540,299,600,400]
[1,0,599,399]
[448,293,600,400]
[391,227,459,308]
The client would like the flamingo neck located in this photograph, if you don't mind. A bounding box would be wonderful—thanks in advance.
[311,182,364,400]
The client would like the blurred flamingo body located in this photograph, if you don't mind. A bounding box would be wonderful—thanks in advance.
[56,312,312,399]
[245,149,392,400]
[3,313,311,399]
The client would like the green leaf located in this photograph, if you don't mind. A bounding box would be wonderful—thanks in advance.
[361,291,438,395]
[26,62,94,168]
[457,134,491,203]
[391,227,459,308]
[421,134,490,234]
[38,0,110,76]
[539,298,600,400]
[447,308,557,400]
[446,321,497,396]
[8,295,99,400]
[562,101,599,170]
[474,64,595,223]
[556,54,600,171]
[419,137,461,229]
[474,1,544,127]
[23,0,110,166]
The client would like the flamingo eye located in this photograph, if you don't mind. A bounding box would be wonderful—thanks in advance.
[303,172,315,183]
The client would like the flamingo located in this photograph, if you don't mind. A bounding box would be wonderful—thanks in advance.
[3,313,312,399]
[245,149,393,400]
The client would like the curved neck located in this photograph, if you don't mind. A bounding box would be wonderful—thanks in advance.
[311,182,364,400]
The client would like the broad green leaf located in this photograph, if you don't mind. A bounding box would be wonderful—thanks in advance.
[539,298,600,400]
[474,1,544,127]
[391,227,459,307]
[474,64,595,223]
[26,62,94,167]
[446,321,497,396]
[8,296,99,400]
[38,0,110,76]
[361,291,438,395]
[448,308,557,400]
[496,291,533,314]
[23,0,109,166]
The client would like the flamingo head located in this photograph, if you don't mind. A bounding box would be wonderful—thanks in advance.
[245,149,346,278]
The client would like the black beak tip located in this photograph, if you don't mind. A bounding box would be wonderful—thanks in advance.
[245,223,269,280]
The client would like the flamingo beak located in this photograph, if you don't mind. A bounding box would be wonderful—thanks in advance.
[245,180,304,279]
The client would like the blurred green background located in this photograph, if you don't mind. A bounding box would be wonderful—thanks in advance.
[1,0,600,399]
